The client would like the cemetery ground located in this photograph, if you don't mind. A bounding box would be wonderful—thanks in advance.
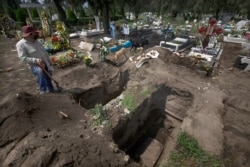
[0,33,250,167]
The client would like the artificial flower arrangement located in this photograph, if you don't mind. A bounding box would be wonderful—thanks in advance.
[54,21,70,50]
[83,51,93,66]
[43,35,61,53]
[50,49,91,67]
[243,31,250,42]
[43,21,70,53]
[95,38,109,62]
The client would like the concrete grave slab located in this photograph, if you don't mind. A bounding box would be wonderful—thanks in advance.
[79,41,94,51]
[139,138,163,167]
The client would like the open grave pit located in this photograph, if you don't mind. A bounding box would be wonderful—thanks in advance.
[52,48,195,166]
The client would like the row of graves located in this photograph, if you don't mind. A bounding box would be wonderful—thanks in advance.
[158,18,250,74]
[221,19,250,71]
[223,20,250,44]
[36,20,93,68]
[3,7,248,74]
[0,3,234,73]
[49,16,249,74]
[157,18,224,76]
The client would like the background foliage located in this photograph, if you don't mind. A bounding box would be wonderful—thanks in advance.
[0,0,249,33]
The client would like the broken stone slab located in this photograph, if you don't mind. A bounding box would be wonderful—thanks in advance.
[188,51,214,62]
[145,50,159,59]
[80,29,104,37]
[160,37,191,52]
[242,42,250,52]
[69,32,80,38]
[139,138,163,167]
[240,56,250,71]
[136,57,150,68]
[223,35,247,44]
[79,41,94,51]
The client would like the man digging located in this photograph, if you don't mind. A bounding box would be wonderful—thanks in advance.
[16,25,56,94]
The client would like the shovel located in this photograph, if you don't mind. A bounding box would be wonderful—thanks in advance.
[39,63,64,92]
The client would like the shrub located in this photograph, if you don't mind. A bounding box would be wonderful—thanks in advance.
[7,7,16,21]
[16,8,28,23]
[66,9,78,25]
[121,93,136,112]
[89,103,107,126]
[31,8,39,19]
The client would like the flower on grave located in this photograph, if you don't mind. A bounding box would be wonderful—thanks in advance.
[198,18,223,36]
[43,37,60,52]
[52,35,62,50]
[84,52,93,66]
[66,49,75,58]
[51,52,72,66]
[43,35,64,52]
[52,36,60,42]
[50,56,56,64]
[100,45,109,56]
[99,45,109,62]
[243,32,250,41]
[96,38,109,61]
[55,21,71,50]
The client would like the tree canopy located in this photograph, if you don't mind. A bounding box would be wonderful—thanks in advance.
[1,0,250,34]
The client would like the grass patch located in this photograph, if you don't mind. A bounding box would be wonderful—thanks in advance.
[121,87,153,114]
[160,132,230,167]
[121,92,136,112]
[89,103,107,126]
[141,87,152,97]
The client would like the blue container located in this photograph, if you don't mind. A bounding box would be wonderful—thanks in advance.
[109,45,122,53]
[122,41,133,48]
[224,25,232,29]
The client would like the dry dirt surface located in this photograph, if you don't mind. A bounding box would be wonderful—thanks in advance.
[0,34,250,167]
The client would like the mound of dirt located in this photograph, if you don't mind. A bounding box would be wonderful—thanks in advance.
[0,91,141,167]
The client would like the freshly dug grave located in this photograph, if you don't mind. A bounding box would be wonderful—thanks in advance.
[0,35,250,167]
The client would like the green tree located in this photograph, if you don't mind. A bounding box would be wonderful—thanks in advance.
[16,8,28,23]
[66,9,77,24]
[238,0,250,18]
[31,8,39,19]
[53,0,67,23]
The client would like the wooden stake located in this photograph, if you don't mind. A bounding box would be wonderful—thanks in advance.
[164,109,183,122]
[59,111,69,118]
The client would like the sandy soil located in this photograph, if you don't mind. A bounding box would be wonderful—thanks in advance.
[0,33,250,167]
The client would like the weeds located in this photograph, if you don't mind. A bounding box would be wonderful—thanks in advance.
[89,103,107,126]
[141,87,152,97]
[121,92,136,112]
[121,87,152,113]
[160,132,229,167]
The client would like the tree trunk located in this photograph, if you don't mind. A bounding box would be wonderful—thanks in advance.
[102,0,110,35]
[53,0,66,22]
[7,0,19,9]
[121,7,125,19]
[215,9,220,20]
[157,0,163,17]
[172,10,177,18]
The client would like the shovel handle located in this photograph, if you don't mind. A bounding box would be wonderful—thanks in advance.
[41,67,59,87]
